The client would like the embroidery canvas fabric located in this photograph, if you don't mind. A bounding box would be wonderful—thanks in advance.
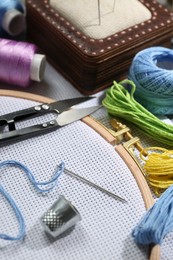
[0,63,173,259]
[0,96,147,259]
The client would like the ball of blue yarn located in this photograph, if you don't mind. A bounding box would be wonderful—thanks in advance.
[129,46,173,115]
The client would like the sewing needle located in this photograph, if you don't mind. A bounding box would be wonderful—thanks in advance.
[98,0,101,25]
[112,0,116,12]
[64,168,127,203]
[98,0,117,25]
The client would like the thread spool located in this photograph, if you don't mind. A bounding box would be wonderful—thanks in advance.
[0,38,46,87]
[0,0,26,37]
[129,46,173,115]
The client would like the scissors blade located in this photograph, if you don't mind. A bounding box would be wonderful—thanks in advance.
[0,96,94,127]
[50,96,94,113]
[56,105,102,126]
[0,105,101,144]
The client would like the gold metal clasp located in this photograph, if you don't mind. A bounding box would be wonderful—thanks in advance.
[110,118,147,156]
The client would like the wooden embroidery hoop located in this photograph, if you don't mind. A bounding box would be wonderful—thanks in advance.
[0,89,159,260]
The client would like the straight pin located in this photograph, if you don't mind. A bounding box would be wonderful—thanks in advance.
[112,0,116,12]
[64,168,127,203]
[98,0,101,25]
[97,0,117,25]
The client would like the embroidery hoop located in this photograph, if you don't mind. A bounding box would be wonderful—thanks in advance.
[0,89,159,259]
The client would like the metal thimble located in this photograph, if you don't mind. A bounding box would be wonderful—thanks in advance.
[40,195,81,238]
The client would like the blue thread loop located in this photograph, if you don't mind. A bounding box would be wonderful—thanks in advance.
[0,184,25,241]
[0,160,65,241]
[132,184,173,245]
[129,47,173,115]
[0,160,65,192]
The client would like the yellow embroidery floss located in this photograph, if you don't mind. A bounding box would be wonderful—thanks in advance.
[140,147,173,195]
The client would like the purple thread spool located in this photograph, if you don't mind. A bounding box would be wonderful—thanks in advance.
[0,38,46,87]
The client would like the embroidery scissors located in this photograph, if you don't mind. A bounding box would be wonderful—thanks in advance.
[0,96,101,143]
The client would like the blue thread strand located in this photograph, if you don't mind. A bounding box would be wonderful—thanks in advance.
[0,160,65,241]
[0,160,65,192]
[0,184,25,241]
[132,184,173,245]
[129,46,173,115]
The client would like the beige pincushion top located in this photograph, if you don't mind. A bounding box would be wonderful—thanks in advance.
[50,0,151,39]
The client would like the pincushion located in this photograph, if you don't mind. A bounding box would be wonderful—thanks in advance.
[26,0,173,94]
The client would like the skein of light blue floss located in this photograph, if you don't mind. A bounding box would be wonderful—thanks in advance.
[132,184,173,245]
[0,0,26,38]
[0,160,65,241]
[129,46,173,115]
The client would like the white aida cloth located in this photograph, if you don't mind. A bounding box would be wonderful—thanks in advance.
[0,97,171,260]
[0,63,172,259]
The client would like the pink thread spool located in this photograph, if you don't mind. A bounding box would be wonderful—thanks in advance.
[0,38,46,87]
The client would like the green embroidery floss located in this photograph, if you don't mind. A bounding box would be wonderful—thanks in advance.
[102,79,173,146]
